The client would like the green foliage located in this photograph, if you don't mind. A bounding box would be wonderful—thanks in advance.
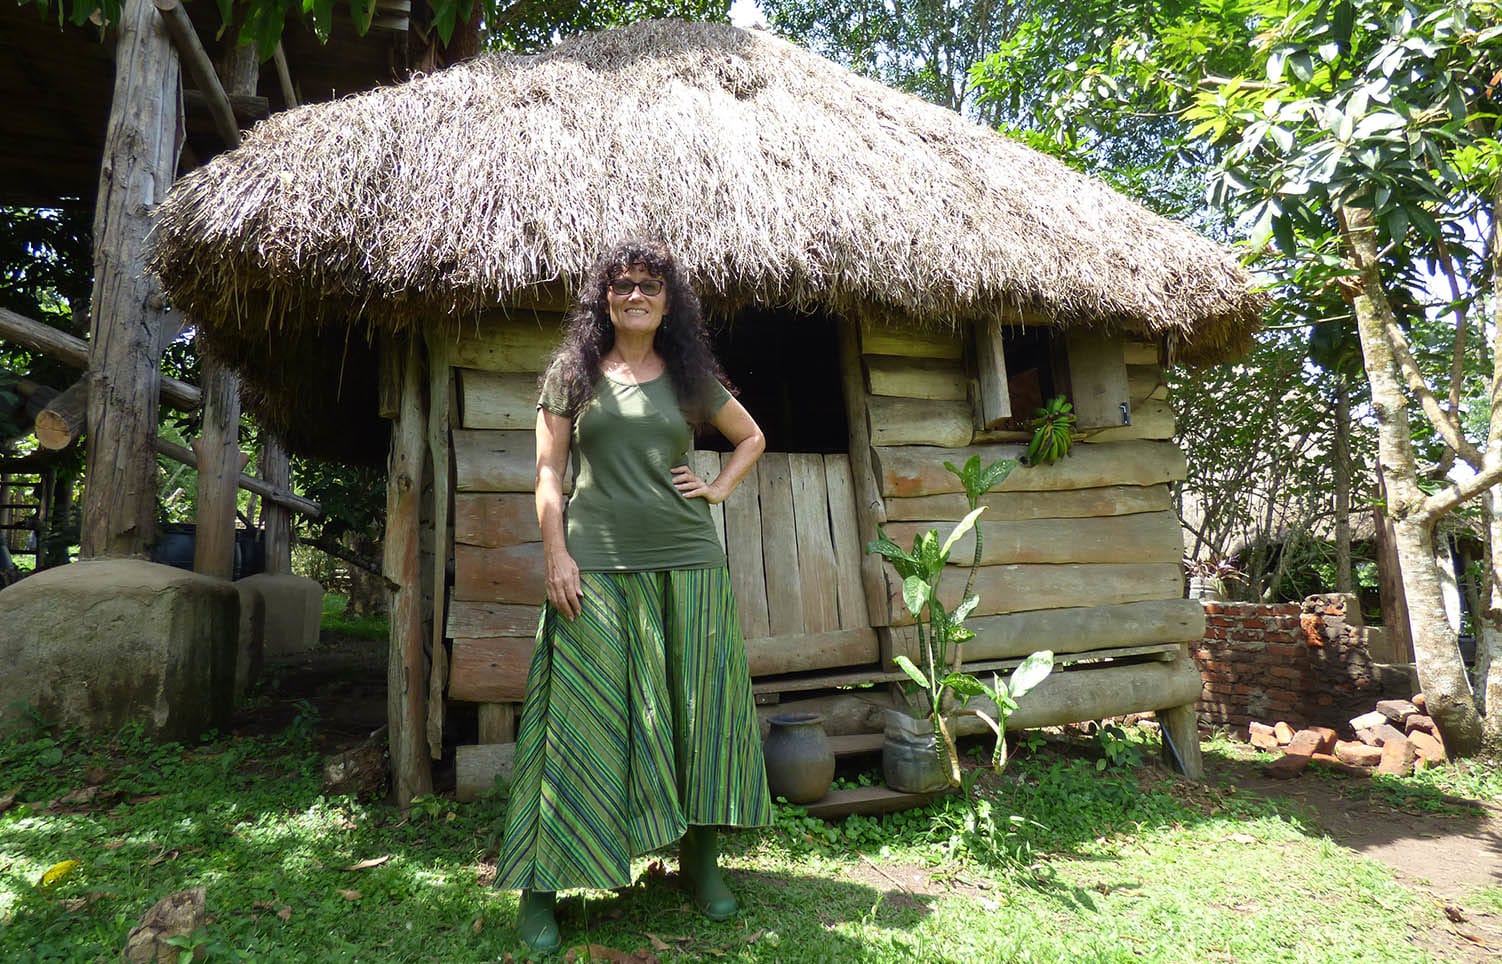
[320,591,389,640]
[28,0,731,58]
[1088,721,1145,771]
[868,457,1050,786]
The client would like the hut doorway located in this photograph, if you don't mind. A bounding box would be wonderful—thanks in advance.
[689,307,878,678]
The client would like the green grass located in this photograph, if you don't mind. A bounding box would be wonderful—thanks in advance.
[318,593,389,643]
[0,718,1472,962]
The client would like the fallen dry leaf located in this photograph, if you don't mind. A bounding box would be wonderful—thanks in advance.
[102,840,126,850]
[145,848,180,867]
[472,917,483,934]
[343,856,392,872]
[745,930,764,945]
[1443,905,1468,923]
[277,906,292,921]
[1227,833,1257,845]
[338,889,362,901]
[646,934,670,952]
[0,789,15,813]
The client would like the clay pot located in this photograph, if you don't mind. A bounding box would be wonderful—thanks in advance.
[763,713,835,804]
[882,708,950,793]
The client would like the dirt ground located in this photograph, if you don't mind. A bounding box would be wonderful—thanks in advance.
[246,635,1502,962]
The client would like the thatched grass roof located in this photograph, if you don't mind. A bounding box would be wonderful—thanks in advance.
[150,19,1264,461]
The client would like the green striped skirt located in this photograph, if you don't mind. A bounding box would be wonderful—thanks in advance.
[495,566,772,891]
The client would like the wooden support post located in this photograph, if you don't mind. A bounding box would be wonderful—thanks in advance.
[260,439,293,573]
[384,334,433,806]
[425,333,454,760]
[188,38,258,579]
[191,364,247,578]
[272,44,299,108]
[836,314,892,627]
[153,0,241,150]
[81,0,181,559]
[0,308,200,411]
[1157,702,1205,780]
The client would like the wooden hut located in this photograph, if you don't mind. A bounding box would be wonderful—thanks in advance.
[150,20,1264,805]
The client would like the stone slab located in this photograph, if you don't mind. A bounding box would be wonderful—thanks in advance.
[0,560,238,740]
[233,581,267,701]
[236,573,323,656]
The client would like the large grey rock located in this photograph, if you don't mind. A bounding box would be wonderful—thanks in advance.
[233,580,267,701]
[0,561,238,740]
[235,573,323,656]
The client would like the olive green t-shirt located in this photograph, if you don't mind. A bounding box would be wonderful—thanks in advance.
[539,366,731,572]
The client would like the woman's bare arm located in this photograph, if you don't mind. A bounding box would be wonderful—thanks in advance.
[672,397,765,505]
[536,408,582,620]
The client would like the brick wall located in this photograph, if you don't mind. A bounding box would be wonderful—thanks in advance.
[1192,593,1411,731]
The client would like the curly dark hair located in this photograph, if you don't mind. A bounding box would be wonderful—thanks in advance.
[545,238,730,423]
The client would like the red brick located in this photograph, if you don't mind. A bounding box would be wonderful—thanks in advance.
[1310,752,1374,776]
[1285,730,1323,757]
[1265,752,1312,779]
[1408,730,1445,763]
[1334,741,1383,766]
[1404,714,1436,736]
[1412,692,1426,711]
[1273,722,1295,745]
[1377,738,1416,777]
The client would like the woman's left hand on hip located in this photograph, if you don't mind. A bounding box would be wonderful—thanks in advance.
[672,464,724,504]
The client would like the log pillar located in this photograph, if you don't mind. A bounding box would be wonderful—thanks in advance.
[190,41,257,579]
[384,334,433,805]
[259,439,293,575]
[81,0,181,559]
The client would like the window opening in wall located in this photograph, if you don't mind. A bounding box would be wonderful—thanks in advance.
[699,306,848,453]
[990,326,1070,432]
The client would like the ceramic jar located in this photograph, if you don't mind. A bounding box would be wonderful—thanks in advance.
[762,712,835,804]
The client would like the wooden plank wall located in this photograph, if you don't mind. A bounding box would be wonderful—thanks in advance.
[852,316,1200,668]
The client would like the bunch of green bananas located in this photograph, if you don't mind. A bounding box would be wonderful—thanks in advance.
[1026,396,1076,465]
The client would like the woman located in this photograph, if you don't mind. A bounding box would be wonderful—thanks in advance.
[494,239,772,953]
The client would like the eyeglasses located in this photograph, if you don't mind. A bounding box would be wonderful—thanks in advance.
[608,278,665,297]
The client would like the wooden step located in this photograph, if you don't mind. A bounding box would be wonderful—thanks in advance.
[828,733,884,757]
[799,785,945,819]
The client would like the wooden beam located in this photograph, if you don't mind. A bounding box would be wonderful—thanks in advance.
[81,0,180,558]
[0,307,200,410]
[744,626,878,677]
[875,439,1187,497]
[973,317,1012,428]
[33,380,88,450]
[867,396,973,448]
[839,314,893,626]
[426,335,454,761]
[883,483,1172,522]
[152,436,320,516]
[383,334,433,805]
[883,598,1207,665]
[864,355,968,400]
[153,0,241,149]
[883,510,1185,567]
[272,43,298,108]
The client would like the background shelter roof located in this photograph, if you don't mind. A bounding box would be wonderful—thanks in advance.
[150,18,1267,461]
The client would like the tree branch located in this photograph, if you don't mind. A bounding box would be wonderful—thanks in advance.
[1420,452,1502,522]
[1381,303,1483,465]
[302,532,384,578]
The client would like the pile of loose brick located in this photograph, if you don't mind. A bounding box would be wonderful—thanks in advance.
[1249,695,1446,779]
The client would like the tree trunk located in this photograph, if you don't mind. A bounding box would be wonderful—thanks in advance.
[1479,486,1501,743]
[191,364,246,578]
[1332,375,1353,593]
[81,0,181,559]
[1340,204,1486,757]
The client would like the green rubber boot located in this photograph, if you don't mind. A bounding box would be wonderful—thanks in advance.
[679,826,737,921]
[517,890,560,953]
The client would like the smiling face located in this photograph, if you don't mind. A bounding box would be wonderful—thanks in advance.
[606,263,668,338]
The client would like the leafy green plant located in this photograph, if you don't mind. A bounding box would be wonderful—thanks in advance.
[1025,395,1076,466]
[1091,722,1144,771]
[866,457,1053,787]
